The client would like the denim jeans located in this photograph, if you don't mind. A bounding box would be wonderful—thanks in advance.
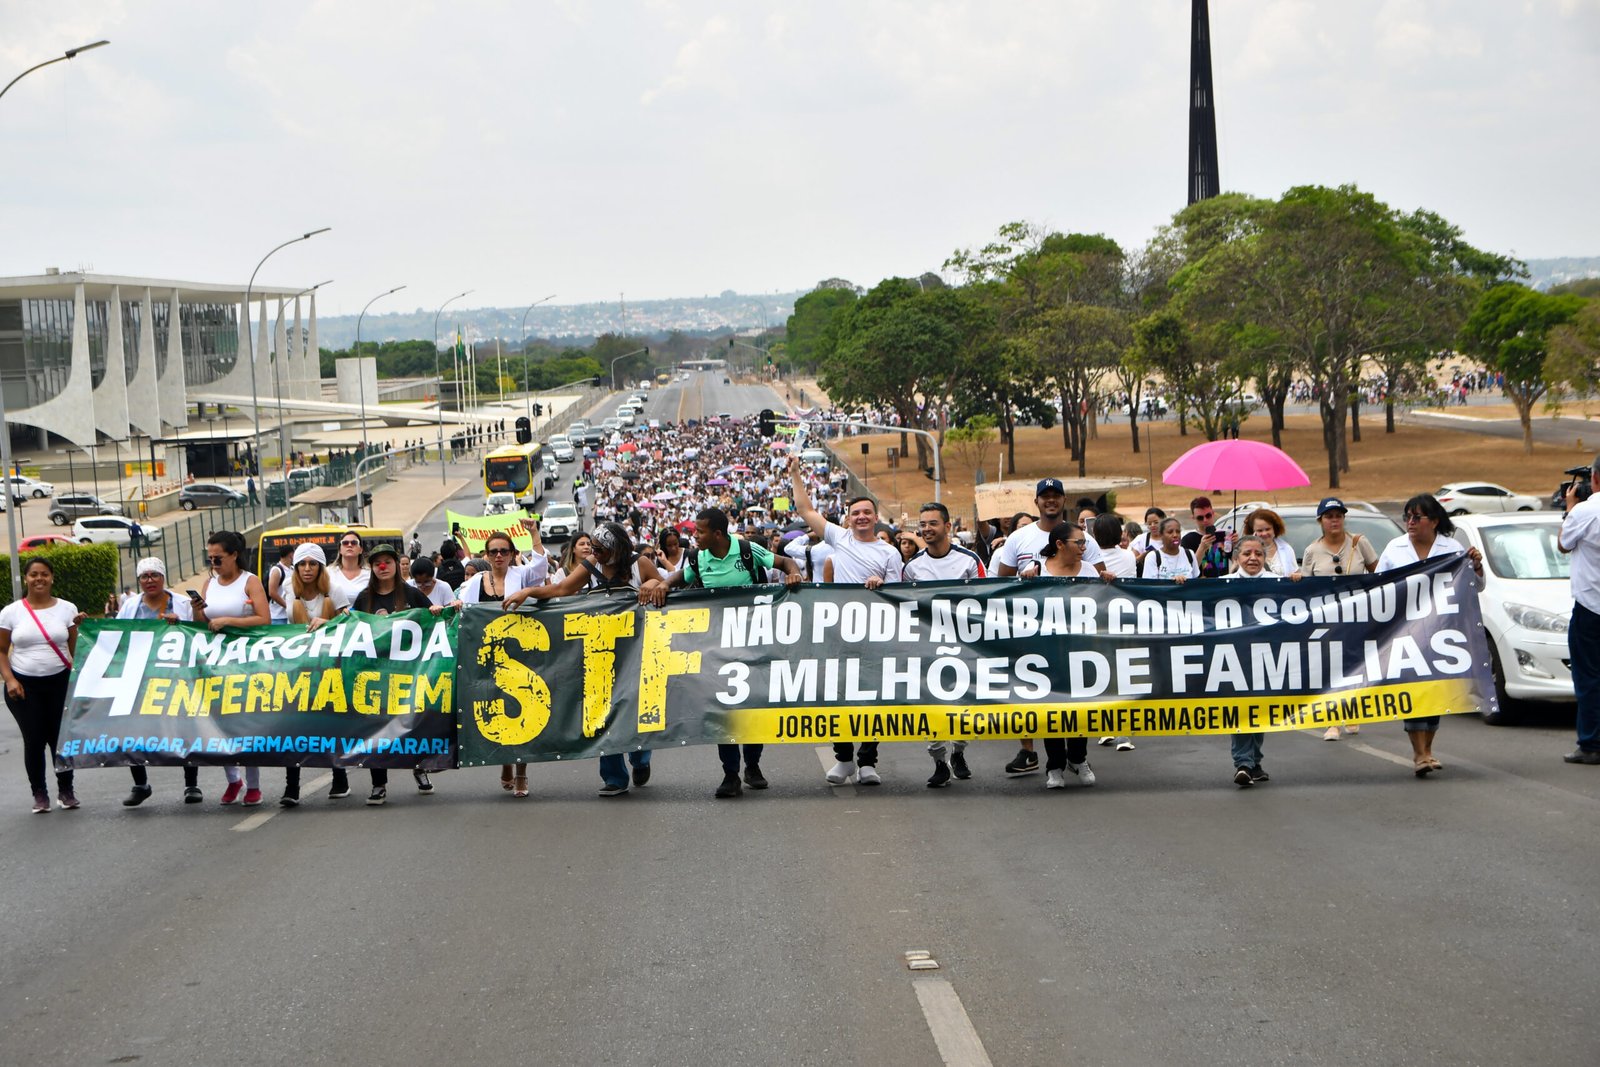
[1403,716,1441,733]
[1230,733,1263,769]
[1569,603,1600,752]
[833,742,878,767]
[927,739,968,762]
[718,743,763,775]
[600,749,651,788]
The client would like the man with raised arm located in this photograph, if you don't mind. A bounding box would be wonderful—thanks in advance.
[790,456,903,785]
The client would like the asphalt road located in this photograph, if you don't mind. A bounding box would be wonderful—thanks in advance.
[3,373,1597,1066]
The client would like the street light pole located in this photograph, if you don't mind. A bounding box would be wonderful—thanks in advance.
[433,290,472,485]
[519,293,557,427]
[244,227,330,530]
[271,279,332,509]
[609,347,648,392]
[0,38,110,601]
[354,285,405,456]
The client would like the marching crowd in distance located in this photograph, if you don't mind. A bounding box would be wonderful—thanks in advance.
[9,407,1542,817]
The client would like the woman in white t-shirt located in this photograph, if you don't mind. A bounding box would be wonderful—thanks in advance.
[1376,494,1484,779]
[327,529,370,609]
[1242,507,1298,576]
[280,542,349,806]
[112,556,194,807]
[192,530,272,807]
[0,557,84,813]
[1140,518,1201,581]
[457,531,544,798]
[1038,523,1099,579]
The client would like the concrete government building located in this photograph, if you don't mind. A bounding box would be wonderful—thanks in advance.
[0,270,320,449]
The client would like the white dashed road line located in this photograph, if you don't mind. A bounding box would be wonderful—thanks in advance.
[913,978,995,1067]
[232,772,332,832]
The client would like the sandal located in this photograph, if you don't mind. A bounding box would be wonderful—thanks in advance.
[1425,756,1442,771]
[500,766,514,792]
[1414,758,1433,778]
[514,774,529,799]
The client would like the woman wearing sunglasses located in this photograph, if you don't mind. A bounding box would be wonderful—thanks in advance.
[278,542,348,807]
[454,531,548,798]
[192,530,271,806]
[1299,497,1379,738]
[112,557,193,807]
[328,530,370,608]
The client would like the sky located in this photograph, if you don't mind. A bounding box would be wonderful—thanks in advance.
[3,0,1598,317]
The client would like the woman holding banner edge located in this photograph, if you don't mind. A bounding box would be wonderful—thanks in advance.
[2,557,85,813]
[280,543,348,807]
[190,531,272,807]
[1375,494,1484,778]
[111,557,192,807]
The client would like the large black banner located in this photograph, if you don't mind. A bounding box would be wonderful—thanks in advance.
[456,557,1493,766]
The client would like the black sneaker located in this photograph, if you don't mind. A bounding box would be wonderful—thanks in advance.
[182,786,203,804]
[715,773,743,799]
[414,770,434,794]
[1248,765,1270,783]
[598,782,628,797]
[122,785,153,808]
[1233,768,1253,788]
[950,751,971,780]
[328,782,351,799]
[1004,748,1039,775]
[632,764,651,787]
[366,787,387,806]
[927,761,952,789]
[1562,749,1600,765]
[743,764,768,790]
[279,792,300,808]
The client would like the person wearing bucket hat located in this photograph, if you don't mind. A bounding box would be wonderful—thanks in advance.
[113,557,193,807]
[353,543,447,806]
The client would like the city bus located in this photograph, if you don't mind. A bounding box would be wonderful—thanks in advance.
[256,524,404,576]
[482,442,546,510]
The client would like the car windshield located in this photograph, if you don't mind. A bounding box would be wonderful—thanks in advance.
[1481,524,1571,580]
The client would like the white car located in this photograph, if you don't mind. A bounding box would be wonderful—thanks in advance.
[541,501,581,542]
[615,407,636,426]
[483,492,520,516]
[549,435,576,463]
[1451,514,1573,721]
[73,515,163,546]
[1435,482,1544,516]
[5,475,54,499]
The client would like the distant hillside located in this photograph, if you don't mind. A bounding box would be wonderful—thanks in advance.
[1526,257,1600,291]
[316,290,806,350]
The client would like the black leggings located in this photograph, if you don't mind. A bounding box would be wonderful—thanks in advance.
[5,670,72,796]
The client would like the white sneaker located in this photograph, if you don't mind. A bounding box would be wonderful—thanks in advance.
[1067,761,1096,786]
[1045,769,1067,789]
[856,765,882,786]
[1097,736,1115,746]
[1115,739,1136,752]
[826,760,856,785]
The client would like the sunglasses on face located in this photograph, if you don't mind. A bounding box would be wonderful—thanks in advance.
[208,556,224,565]
[1404,514,1426,524]
[341,539,361,547]
[1195,511,1214,521]
[486,547,513,556]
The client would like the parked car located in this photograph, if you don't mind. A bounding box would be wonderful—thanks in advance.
[17,534,75,552]
[1215,501,1403,561]
[541,501,581,542]
[1451,514,1574,721]
[484,492,520,516]
[5,475,54,499]
[73,515,161,545]
[1435,482,1542,516]
[49,493,122,525]
[178,482,248,510]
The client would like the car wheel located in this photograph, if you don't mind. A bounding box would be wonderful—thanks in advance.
[1449,508,1469,517]
[180,499,196,511]
[51,513,67,526]
[1517,506,1533,512]
[31,489,45,498]
[79,537,93,544]
[1483,643,1514,726]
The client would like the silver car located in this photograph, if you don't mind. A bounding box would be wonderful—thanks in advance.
[49,493,122,525]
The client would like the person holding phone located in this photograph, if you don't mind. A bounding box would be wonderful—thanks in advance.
[1180,496,1233,578]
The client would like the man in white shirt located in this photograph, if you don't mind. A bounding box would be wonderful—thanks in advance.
[791,458,902,785]
[1558,458,1600,764]
[783,525,833,582]
[904,501,985,788]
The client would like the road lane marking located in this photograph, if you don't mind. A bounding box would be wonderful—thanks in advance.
[232,772,332,832]
[913,978,994,1067]
[1345,742,1418,769]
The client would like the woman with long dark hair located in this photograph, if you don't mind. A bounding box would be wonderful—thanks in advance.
[1,558,84,813]
[192,531,271,805]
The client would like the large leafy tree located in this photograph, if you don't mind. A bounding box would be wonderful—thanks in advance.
[1459,284,1586,452]
[785,286,858,375]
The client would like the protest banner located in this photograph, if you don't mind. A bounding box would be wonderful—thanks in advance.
[456,556,1493,766]
[59,609,457,770]
[447,509,538,554]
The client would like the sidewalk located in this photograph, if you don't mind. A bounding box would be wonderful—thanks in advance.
[366,458,480,537]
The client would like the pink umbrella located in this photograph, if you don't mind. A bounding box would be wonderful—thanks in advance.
[1162,439,1309,492]
[638,500,660,509]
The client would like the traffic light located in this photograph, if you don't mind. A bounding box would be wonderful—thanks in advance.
[515,416,532,444]
[360,491,373,507]
[533,402,543,416]
[758,408,775,436]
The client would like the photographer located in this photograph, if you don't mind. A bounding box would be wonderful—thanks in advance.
[1180,496,1233,578]
[1560,465,1593,514]
[1558,457,1600,765]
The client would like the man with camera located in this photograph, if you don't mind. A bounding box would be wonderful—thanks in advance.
[1558,456,1600,765]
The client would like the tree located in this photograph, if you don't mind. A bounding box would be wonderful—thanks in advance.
[785,287,857,375]
[1459,284,1586,452]
[945,414,997,480]
[1548,299,1600,399]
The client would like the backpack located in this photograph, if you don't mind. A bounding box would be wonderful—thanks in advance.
[437,557,466,589]
[683,538,762,588]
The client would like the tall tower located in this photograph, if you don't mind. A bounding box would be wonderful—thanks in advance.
[1188,0,1220,204]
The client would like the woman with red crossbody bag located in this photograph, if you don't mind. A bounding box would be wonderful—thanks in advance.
[0,557,84,813]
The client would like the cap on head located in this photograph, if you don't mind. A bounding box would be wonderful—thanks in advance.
[1316,497,1348,517]
[367,543,400,564]
[1035,478,1065,497]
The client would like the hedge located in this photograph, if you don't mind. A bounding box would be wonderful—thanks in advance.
[0,542,120,614]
